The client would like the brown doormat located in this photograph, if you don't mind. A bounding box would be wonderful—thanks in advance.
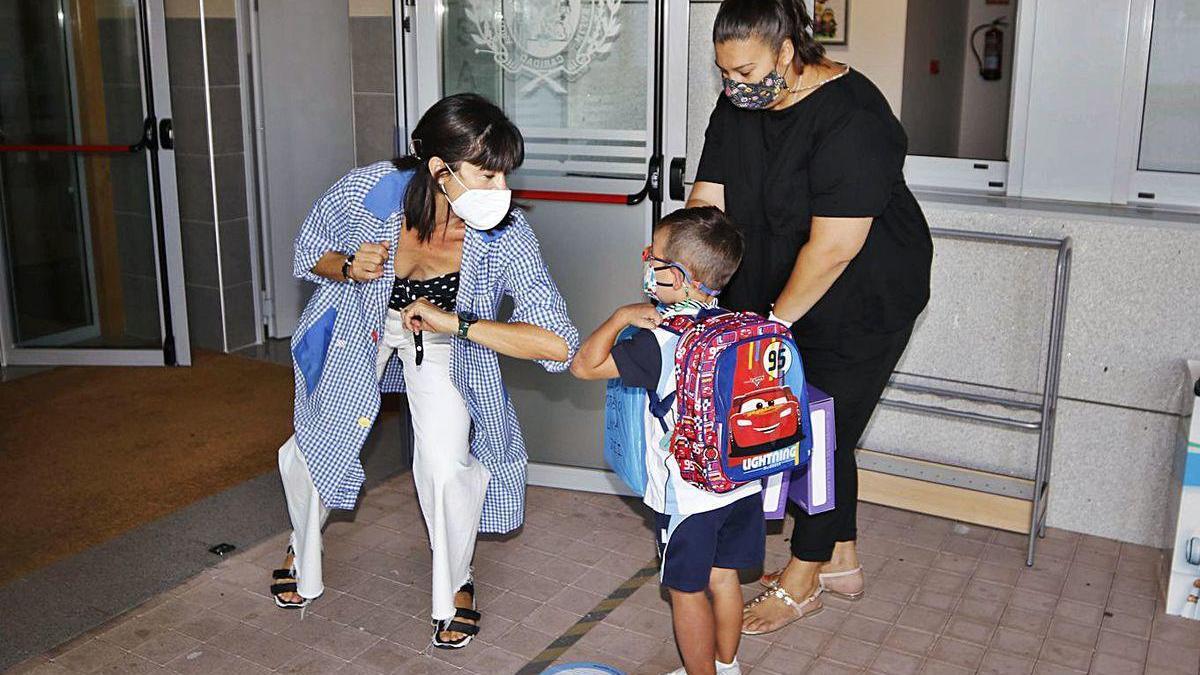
[0,351,294,585]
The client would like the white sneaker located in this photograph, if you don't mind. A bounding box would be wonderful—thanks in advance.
[662,659,741,675]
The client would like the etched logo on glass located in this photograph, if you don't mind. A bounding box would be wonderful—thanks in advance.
[465,0,623,93]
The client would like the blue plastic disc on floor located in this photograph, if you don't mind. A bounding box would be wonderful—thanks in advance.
[542,664,625,675]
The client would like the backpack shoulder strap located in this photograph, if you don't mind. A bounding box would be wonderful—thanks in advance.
[647,390,675,433]
[661,314,697,335]
[695,306,732,322]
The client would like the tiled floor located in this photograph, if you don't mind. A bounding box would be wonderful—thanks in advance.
[8,474,1200,675]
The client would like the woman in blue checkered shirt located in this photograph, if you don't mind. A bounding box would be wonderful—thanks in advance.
[271,94,579,650]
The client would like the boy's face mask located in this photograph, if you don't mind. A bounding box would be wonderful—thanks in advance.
[642,262,669,304]
[641,246,721,303]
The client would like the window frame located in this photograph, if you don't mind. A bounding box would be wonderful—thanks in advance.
[903,157,1009,195]
[1112,0,1200,209]
[900,0,1037,197]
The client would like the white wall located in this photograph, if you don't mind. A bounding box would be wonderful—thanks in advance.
[256,0,356,336]
[900,0,967,157]
[866,200,1200,547]
[955,0,1018,160]
[822,0,909,115]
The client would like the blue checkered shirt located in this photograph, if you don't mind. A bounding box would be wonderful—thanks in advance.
[290,162,579,533]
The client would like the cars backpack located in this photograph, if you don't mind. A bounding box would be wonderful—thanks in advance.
[664,309,812,493]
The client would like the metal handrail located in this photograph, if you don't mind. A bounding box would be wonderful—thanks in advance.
[886,379,1045,412]
[928,227,1066,249]
[876,226,1072,566]
[879,398,1042,430]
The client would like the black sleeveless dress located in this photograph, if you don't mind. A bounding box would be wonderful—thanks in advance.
[389,272,459,365]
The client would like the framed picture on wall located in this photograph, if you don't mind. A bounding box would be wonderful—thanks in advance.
[813,0,848,46]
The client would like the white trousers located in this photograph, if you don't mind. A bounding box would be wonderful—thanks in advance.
[279,309,489,620]
[278,436,328,599]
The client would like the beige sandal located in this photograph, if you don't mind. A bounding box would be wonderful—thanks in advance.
[741,584,823,635]
[818,567,865,600]
[759,566,865,600]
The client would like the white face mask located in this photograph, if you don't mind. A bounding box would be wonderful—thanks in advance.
[443,166,511,231]
[642,262,664,304]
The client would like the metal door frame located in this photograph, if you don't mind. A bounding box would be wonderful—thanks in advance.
[0,0,190,367]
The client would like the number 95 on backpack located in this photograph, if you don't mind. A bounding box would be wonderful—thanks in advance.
[718,332,813,484]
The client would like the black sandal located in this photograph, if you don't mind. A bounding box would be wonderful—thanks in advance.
[270,546,311,610]
[431,581,480,649]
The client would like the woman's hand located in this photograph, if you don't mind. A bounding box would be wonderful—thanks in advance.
[309,242,389,283]
[618,303,662,330]
[347,241,390,282]
[401,298,457,334]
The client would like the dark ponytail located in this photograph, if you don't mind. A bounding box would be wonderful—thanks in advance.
[392,93,524,242]
[713,0,825,67]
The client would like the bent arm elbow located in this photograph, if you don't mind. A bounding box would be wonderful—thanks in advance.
[536,321,579,373]
[533,330,575,373]
[831,247,859,267]
[806,237,864,269]
[568,358,589,379]
[569,362,605,381]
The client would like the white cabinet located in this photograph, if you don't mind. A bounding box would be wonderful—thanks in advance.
[1165,361,1200,619]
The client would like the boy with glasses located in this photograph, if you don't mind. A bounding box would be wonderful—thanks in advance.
[572,206,757,675]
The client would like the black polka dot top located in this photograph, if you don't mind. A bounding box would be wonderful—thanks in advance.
[388,272,460,313]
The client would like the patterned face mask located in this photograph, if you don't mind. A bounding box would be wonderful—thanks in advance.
[642,262,667,304]
[722,71,787,110]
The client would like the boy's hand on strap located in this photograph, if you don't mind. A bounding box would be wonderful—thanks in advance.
[620,303,663,330]
[571,303,659,381]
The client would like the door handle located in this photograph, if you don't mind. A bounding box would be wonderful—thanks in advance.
[669,157,686,201]
[625,154,662,206]
[159,118,174,150]
[130,117,158,152]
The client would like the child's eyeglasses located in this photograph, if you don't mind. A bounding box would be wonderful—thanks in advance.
[641,246,722,296]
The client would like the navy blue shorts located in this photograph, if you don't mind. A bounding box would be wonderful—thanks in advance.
[655,492,766,593]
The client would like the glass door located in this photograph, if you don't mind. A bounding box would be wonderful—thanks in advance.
[406,0,690,471]
[0,0,188,366]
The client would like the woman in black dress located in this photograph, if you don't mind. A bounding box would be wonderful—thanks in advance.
[687,0,933,635]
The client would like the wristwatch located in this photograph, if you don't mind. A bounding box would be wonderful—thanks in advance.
[457,311,479,339]
[341,254,355,282]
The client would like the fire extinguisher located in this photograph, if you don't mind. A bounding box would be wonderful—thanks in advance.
[971,18,1007,81]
